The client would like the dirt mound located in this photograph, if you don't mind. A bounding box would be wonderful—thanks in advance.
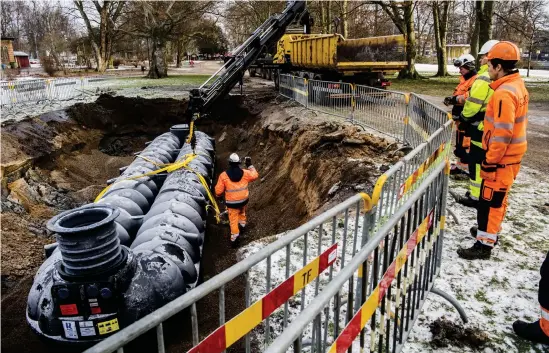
[202,88,401,237]
[430,318,489,349]
[67,94,186,134]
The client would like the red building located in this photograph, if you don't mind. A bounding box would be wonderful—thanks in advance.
[14,51,30,68]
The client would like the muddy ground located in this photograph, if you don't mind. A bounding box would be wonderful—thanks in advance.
[1,81,399,352]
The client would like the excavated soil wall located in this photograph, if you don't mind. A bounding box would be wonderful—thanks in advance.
[1,86,400,353]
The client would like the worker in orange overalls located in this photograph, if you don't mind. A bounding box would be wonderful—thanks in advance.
[458,41,528,260]
[513,250,549,345]
[444,54,478,176]
[215,153,259,243]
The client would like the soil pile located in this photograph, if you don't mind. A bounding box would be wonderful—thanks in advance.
[430,318,489,349]
[201,87,401,242]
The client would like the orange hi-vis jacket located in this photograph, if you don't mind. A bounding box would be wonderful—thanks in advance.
[483,71,528,165]
[215,166,259,208]
[453,74,478,105]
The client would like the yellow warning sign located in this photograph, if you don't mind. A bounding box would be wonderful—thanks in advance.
[98,318,120,335]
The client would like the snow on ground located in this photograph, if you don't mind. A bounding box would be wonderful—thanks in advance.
[404,166,549,353]
[415,64,549,82]
[239,165,549,352]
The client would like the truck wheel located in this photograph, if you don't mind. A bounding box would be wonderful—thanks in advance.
[267,69,272,81]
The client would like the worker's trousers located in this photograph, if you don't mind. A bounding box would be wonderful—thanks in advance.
[454,121,470,172]
[467,123,484,201]
[476,164,521,247]
[539,251,549,336]
[228,206,247,236]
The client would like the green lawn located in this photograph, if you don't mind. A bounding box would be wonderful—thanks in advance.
[389,74,549,103]
[111,74,214,88]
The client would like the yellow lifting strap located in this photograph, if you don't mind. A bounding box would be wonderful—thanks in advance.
[94,153,221,223]
[134,154,169,167]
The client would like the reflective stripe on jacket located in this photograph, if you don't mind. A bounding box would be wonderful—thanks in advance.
[215,166,259,207]
[462,65,493,120]
[482,71,528,165]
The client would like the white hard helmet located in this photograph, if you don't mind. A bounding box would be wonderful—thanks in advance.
[479,40,500,55]
[454,54,475,69]
[228,153,240,163]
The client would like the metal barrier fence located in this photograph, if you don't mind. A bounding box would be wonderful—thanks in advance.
[85,193,374,353]
[278,74,451,147]
[0,76,120,106]
[83,76,458,353]
[264,160,462,353]
[0,76,120,121]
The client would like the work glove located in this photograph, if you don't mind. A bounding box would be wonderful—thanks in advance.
[480,160,497,182]
[244,156,252,168]
[443,96,458,106]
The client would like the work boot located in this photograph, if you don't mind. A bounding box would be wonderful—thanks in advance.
[513,320,549,345]
[450,164,469,176]
[456,195,478,208]
[230,233,240,248]
[470,226,478,239]
[457,242,492,260]
[238,222,246,233]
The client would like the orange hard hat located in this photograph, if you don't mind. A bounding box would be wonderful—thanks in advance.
[486,41,520,61]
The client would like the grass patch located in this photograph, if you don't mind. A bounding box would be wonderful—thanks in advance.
[474,289,490,303]
[389,75,549,103]
[489,275,509,288]
[483,307,496,317]
[109,74,214,88]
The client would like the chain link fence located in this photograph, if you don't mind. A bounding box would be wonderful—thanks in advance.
[81,75,458,353]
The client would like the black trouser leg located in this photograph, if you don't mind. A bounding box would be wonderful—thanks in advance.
[539,251,549,310]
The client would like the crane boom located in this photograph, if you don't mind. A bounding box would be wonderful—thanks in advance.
[186,0,307,121]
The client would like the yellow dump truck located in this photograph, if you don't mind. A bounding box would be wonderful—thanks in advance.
[250,33,407,88]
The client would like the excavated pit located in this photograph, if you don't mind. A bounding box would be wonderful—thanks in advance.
[1,84,400,352]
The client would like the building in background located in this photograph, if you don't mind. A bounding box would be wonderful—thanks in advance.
[446,44,471,62]
[14,51,29,68]
[1,36,16,68]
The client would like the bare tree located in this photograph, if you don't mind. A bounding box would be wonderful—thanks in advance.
[342,0,348,38]
[478,0,494,46]
[494,0,549,77]
[470,1,482,59]
[432,1,450,76]
[414,1,433,57]
[375,1,418,79]
[74,1,126,72]
[123,1,215,78]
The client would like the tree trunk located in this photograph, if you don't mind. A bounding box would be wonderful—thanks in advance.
[176,40,182,68]
[478,0,494,45]
[326,0,331,33]
[527,39,533,78]
[343,0,348,38]
[433,1,449,76]
[98,1,109,72]
[91,41,103,72]
[320,2,326,34]
[374,4,379,36]
[148,38,168,79]
[471,0,482,61]
[398,1,418,79]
